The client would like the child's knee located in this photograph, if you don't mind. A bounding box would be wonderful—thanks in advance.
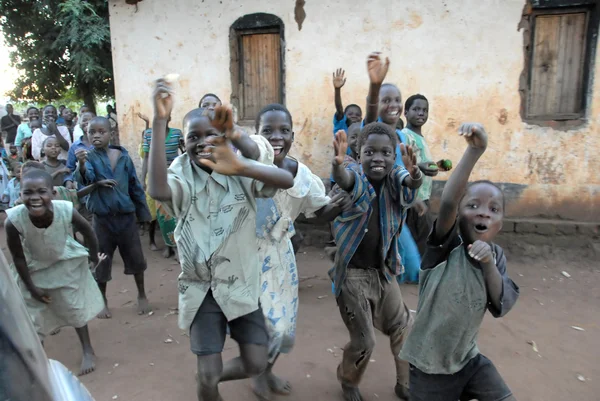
[196,368,221,388]
[242,349,268,376]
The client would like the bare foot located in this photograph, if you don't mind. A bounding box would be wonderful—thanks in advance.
[97,306,112,319]
[394,382,409,400]
[252,373,271,401]
[50,328,61,335]
[342,384,364,401]
[137,297,152,315]
[266,371,292,395]
[79,351,96,376]
[150,243,159,251]
[162,247,173,259]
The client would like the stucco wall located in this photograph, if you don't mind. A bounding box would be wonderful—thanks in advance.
[108,0,600,221]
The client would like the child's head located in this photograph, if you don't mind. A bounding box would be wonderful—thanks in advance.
[43,137,61,160]
[61,107,74,122]
[198,93,222,110]
[182,108,219,172]
[79,111,96,134]
[344,104,362,125]
[20,169,55,218]
[42,105,58,123]
[80,105,90,114]
[378,83,402,126]
[459,180,505,245]
[14,163,22,180]
[255,104,294,164]
[359,122,397,181]
[21,161,45,177]
[347,122,361,157]
[88,117,113,149]
[26,106,40,122]
[9,144,17,155]
[30,119,42,131]
[106,104,114,114]
[404,94,429,128]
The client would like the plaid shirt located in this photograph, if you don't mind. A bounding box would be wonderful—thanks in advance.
[330,166,416,297]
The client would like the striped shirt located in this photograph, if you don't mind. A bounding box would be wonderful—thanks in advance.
[142,128,182,166]
[330,166,416,297]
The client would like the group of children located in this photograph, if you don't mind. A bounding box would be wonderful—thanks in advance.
[4,51,520,401]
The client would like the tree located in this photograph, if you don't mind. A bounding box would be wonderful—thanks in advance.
[0,0,113,114]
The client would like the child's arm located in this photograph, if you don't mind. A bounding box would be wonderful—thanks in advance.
[399,144,423,189]
[75,179,116,199]
[435,123,488,242]
[212,106,260,161]
[66,146,78,172]
[71,208,100,266]
[365,52,390,124]
[137,112,150,131]
[148,80,174,202]
[5,219,51,304]
[311,192,352,222]
[333,69,346,121]
[200,135,293,189]
[127,157,152,222]
[331,130,355,192]
[46,121,70,151]
[74,149,96,185]
[141,150,149,191]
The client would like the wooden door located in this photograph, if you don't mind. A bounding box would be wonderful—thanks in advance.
[528,12,587,119]
[241,32,281,119]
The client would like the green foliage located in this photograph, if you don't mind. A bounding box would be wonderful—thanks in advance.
[0,0,113,108]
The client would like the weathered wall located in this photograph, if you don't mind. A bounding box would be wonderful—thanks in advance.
[108,0,600,221]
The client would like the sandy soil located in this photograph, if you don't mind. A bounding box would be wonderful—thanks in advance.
[3,228,598,401]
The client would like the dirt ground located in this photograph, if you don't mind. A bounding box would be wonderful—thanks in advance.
[3,227,599,401]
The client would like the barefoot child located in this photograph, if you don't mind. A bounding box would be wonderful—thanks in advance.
[75,117,152,319]
[400,123,519,401]
[331,123,422,401]
[148,80,294,401]
[5,169,106,376]
[332,69,363,135]
[234,103,347,400]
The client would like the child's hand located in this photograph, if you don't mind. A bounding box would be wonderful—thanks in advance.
[413,199,428,216]
[333,68,346,89]
[90,253,108,270]
[65,181,77,190]
[211,105,241,140]
[367,52,390,85]
[459,123,488,150]
[74,148,88,163]
[418,161,439,177]
[333,130,348,165]
[152,79,174,120]
[468,240,494,264]
[400,144,420,179]
[28,285,51,304]
[137,112,150,123]
[199,136,245,176]
[97,179,117,188]
[329,191,353,212]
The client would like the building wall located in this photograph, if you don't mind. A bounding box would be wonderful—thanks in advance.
[108,0,600,221]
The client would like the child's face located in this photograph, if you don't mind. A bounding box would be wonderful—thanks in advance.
[458,183,504,244]
[88,119,112,149]
[360,133,395,182]
[9,145,17,155]
[347,126,360,156]
[200,96,221,111]
[43,107,57,123]
[345,106,362,125]
[79,112,95,134]
[44,138,62,159]
[21,177,54,218]
[378,86,402,126]
[405,99,429,128]
[258,110,294,164]
[62,108,74,122]
[184,116,219,171]
[27,108,40,122]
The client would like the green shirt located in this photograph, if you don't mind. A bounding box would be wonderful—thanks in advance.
[402,128,433,201]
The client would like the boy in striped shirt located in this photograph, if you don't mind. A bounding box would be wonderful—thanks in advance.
[330,122,422,401]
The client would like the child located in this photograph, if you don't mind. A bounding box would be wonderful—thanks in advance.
[72,110,95,144]
[5,169,106,376]
[3,143,20,174]
[332,68,363,135]
[75,116,152,319]
[15,106,40,154]
[2,164,21,208]
[234,103,346,400]
[148,80,294,401]
[198,93,222,110]
[330,123,422,401]
[400,123,519,401]
[42,137,73,188]
[31,105,72,161]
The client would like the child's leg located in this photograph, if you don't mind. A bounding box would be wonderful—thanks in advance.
[92,215,118,319]
[149,220,158,251]
[372,278,413,400]
[116,213,151,315]
[197,354,224,401]
[337,269,379,401]
[459,354,514,401]
[75,325,96,376]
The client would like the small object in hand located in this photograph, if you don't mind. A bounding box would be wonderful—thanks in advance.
[164,73,179,83]
[429,163,438,168]
[437,159,453,171]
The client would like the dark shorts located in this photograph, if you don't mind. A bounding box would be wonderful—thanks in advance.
[93,213,147,283]
[190,291,268,356]
[409,354,513,401]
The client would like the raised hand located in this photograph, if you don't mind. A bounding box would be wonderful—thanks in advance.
[211,105,241,140]
[418,161,439,177]
[199,136,245,176]
[468,240,494,264]
[458,123,488,150]
[152,79,174,120]
[400,144,420,179]
[333,130,348,166]
[74,148,88,164]
[137,112,150,123]
[367,52,390,85]
[333,68,347,89]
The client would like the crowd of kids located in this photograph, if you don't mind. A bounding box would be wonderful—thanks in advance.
[3,51,519,401]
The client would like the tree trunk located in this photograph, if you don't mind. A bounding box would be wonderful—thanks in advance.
[78,81,97,115]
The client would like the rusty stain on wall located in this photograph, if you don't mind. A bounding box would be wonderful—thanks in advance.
[498,108,508,125]
[294,0,306,31]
